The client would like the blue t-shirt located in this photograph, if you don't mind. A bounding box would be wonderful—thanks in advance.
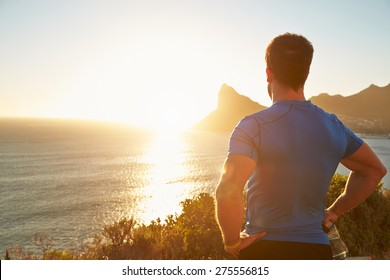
[228,100,363,244]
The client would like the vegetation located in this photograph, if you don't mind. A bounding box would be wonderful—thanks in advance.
[326,174,390,259]
[4,175,390,260]
[77,193,225,260]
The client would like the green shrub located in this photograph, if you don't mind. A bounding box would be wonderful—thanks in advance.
[326,175,390,259]
[4,175,390,260]
[44,249,75,260]
[82,193,225,260]
[86,177,388,260]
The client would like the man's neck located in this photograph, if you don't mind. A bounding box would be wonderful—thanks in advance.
[270,83,306,103]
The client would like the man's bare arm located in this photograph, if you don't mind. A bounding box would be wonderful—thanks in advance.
[215,155,265,257]
[324,142,387,225]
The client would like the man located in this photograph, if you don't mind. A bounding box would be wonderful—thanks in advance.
[215,33,387,259]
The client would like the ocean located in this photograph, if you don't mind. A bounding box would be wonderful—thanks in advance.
[0,118,389,256]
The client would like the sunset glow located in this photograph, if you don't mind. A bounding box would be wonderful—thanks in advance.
[1,1,389,130]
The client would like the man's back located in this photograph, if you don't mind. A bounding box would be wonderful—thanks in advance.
[229,100,363,244]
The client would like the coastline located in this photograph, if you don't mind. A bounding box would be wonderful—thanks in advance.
[357,133,390,140]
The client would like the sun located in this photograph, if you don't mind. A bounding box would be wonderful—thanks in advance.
[141,110,192,133]
[128,93,201,132]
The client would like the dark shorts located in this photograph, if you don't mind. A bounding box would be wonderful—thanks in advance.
[239,239,333,260]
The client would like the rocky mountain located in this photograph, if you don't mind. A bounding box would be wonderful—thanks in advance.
[194,83,390,134]
[310,83,390,134]
[193,84,267,132]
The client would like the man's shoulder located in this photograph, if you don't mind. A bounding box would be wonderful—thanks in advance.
[242,102,341,127]
[244,103,292,125]
[309,103,340,122]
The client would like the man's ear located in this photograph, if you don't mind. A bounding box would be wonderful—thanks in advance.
[266,67,273,83]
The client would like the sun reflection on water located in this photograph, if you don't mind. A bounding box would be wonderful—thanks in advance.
[133,131,194,223]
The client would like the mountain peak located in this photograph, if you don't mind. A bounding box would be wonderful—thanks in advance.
[217,84,260,111]
[217,84,237,108]
[194,84,266,132]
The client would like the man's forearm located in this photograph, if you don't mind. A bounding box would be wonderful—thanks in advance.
[328,170,383,216]
[215,183,245,245]
[332,142,387,217]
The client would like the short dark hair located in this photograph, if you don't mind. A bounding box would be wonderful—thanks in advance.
[265,33,314,91]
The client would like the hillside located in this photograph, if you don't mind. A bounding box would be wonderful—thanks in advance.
[310,83,390,133]
[193,84,266,132]
[195,83,390,134]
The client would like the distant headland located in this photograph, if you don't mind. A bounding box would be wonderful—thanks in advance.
[194,83,390,134]
[193,84,266,132]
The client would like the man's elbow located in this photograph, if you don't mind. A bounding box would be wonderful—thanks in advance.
[215,181,240,203]
[378,164,387,179]
[373,158,388,178]
[215,181,230,202]
[215,183,223,201]
[369,163,387,187]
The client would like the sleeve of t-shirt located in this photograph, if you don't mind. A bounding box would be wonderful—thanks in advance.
[340,119,364,158]
[228,116,260,162]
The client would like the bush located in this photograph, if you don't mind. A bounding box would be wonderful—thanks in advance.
[326,175,390,259]
[4,176,390,260]
[81,193,226,260]
[44,249,76,260]
[79,176,390,260]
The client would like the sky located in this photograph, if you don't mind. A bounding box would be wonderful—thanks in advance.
[1,0,389,130]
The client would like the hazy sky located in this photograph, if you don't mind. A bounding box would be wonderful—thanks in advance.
[1,0,389,129]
